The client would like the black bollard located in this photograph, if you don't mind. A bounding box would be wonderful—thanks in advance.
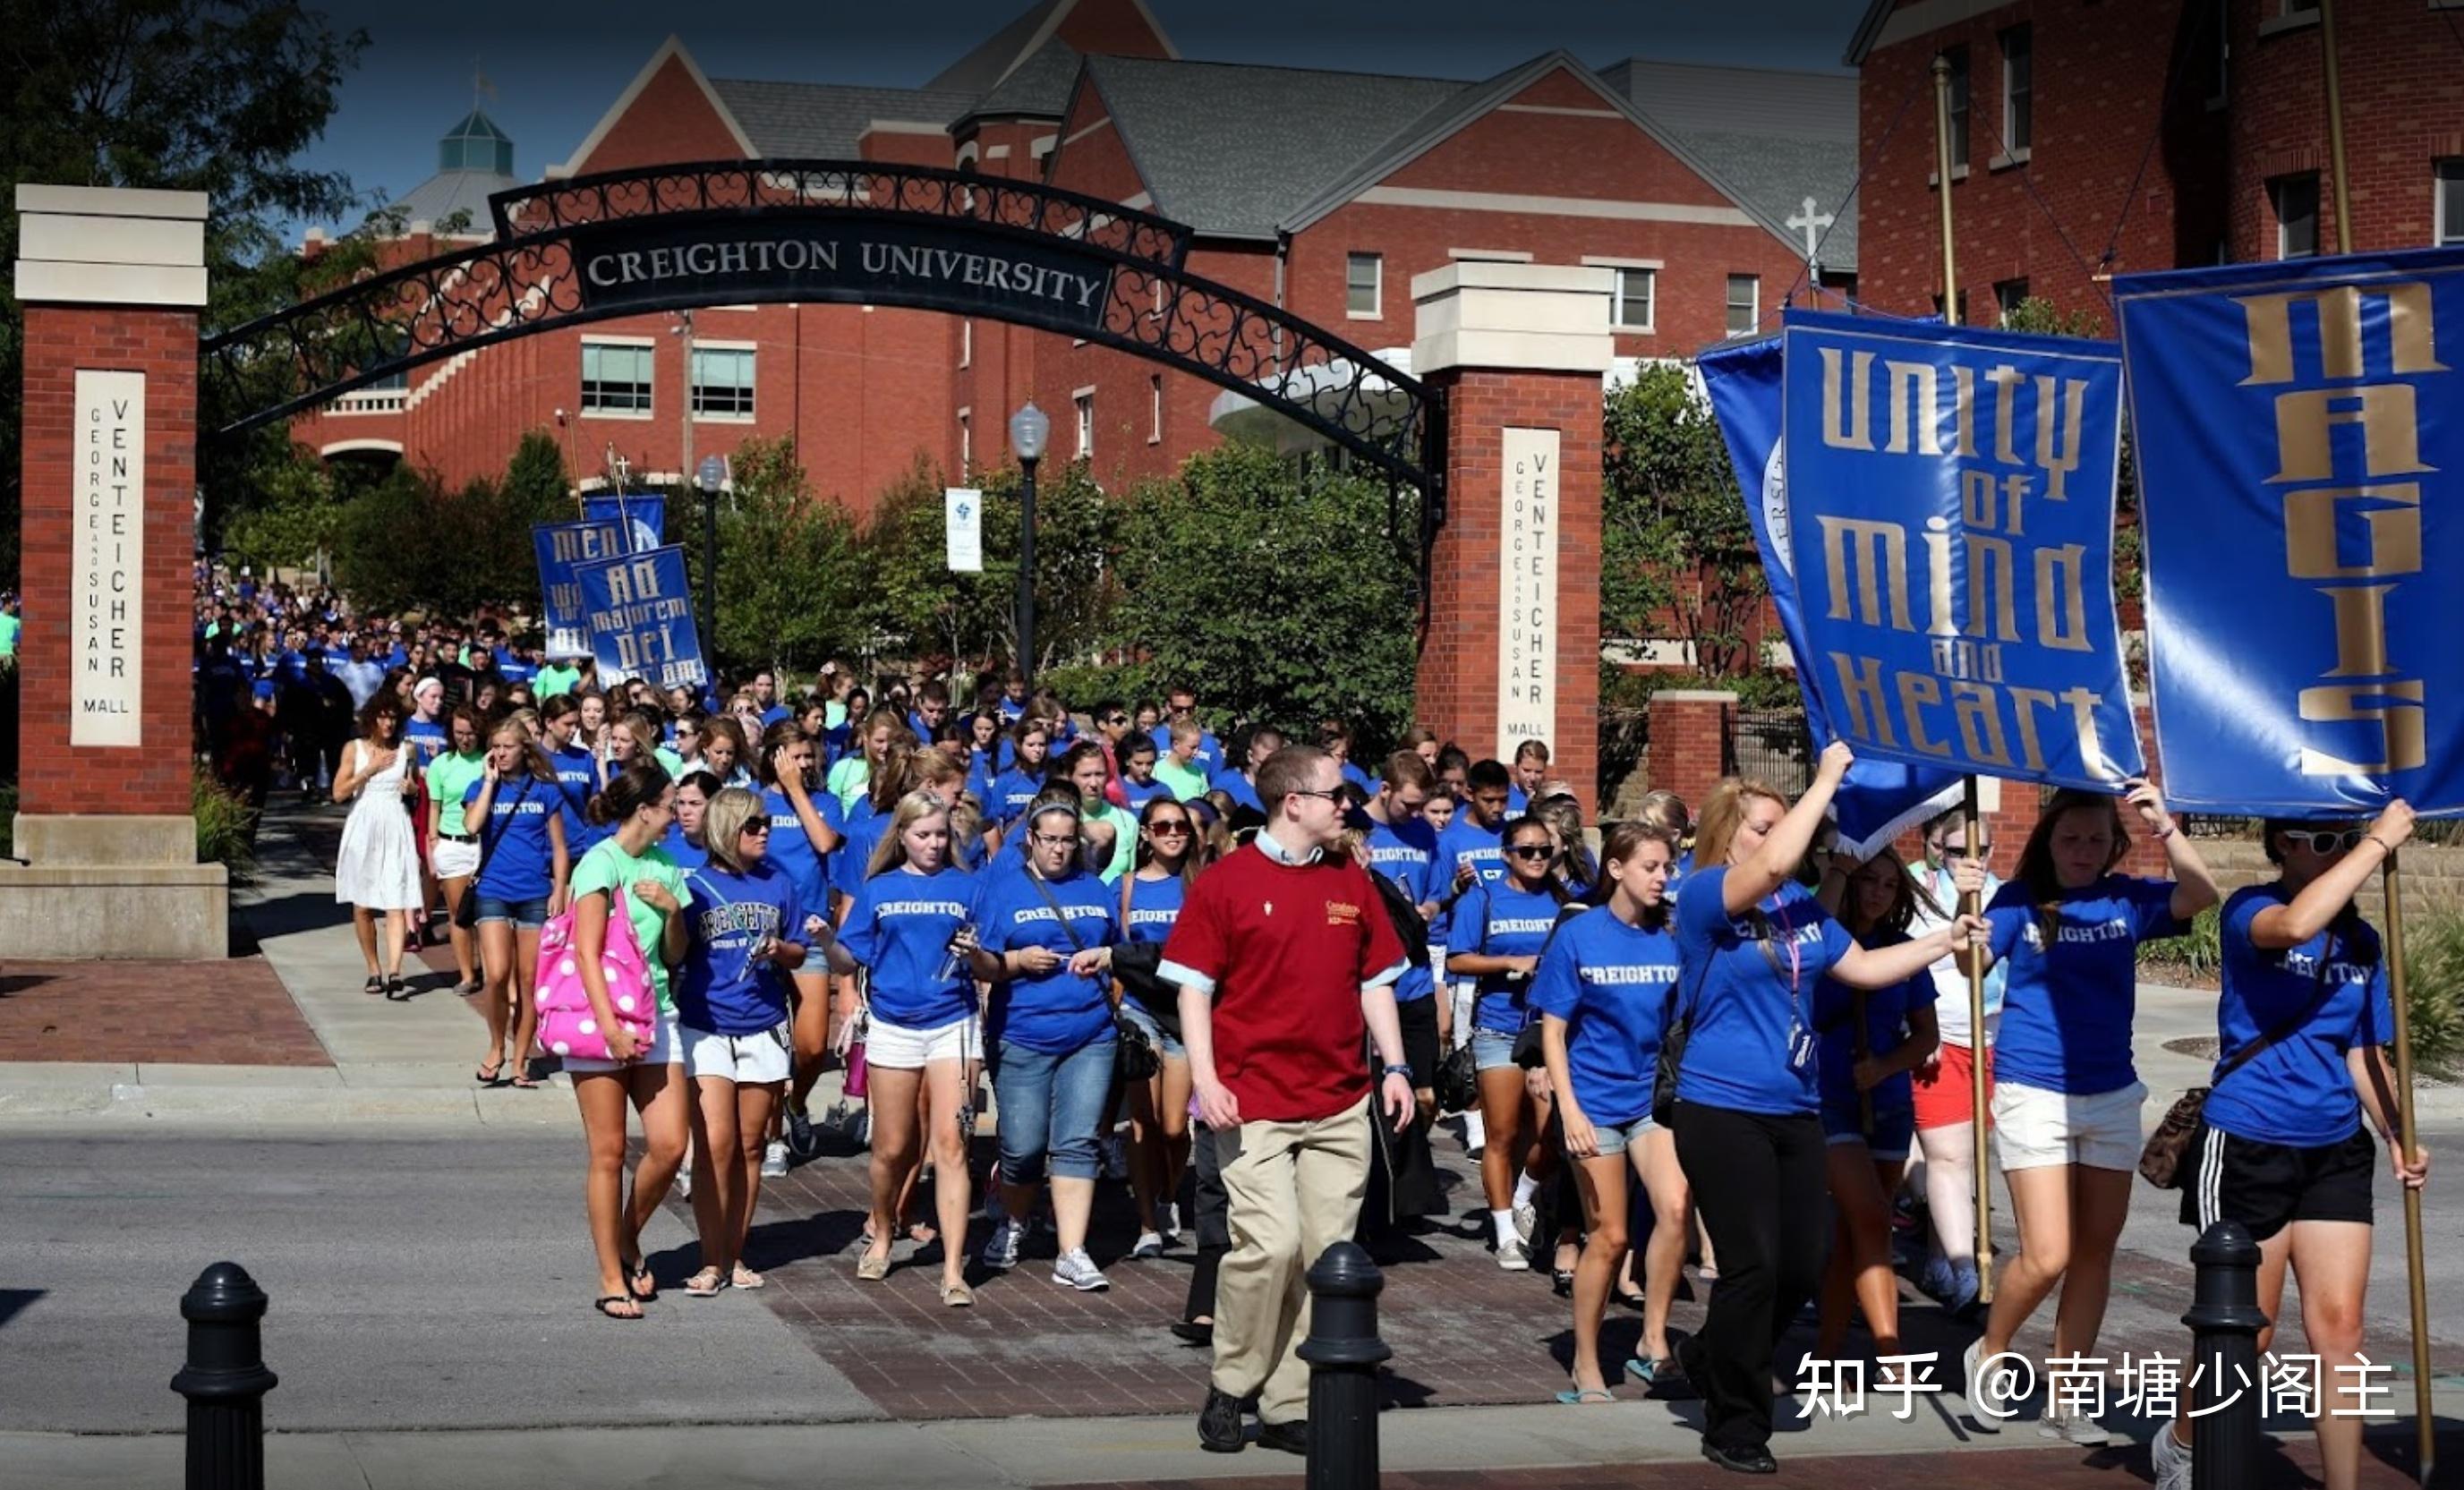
[1297,1241,1391,1490]
[170,1262,278,1490]
[2181,1221,2266,1490]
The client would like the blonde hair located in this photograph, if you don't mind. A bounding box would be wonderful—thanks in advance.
[1692,777,1788,869]
[866,788,954,878]
[702,788,766,875]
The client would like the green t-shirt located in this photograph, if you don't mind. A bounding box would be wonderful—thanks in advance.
[536,663,582,698]
[1154,758,1210,803]
[0,612,25,657]
[1085,800,1138,884]
[570,837,692,1012]
[655,746,686,780]
[824,700,848,730]
[825,756,870,813]
[424,750,487,837]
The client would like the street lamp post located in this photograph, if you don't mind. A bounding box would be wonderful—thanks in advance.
[1009,402,1050,687]
[695,453,726,674]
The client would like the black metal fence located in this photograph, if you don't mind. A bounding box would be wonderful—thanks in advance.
[1731,706,1813,797]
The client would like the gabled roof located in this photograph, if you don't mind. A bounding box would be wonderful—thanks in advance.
[926,0,1178,95]
[1275,51,1817,266]
[1595,59,1859,272]
[964,39,1084,123]
[1077,55,1470,241]
[709,79,981,157]
[550,36,758,176]
[1843,0,1902,66]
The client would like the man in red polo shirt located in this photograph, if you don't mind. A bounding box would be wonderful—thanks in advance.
[1163,744,1413,1455]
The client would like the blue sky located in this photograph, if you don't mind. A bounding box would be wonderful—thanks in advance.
[293,0,1861,236]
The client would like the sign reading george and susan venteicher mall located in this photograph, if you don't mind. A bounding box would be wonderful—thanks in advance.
[567,217,1119,334]
[72,370,143,747]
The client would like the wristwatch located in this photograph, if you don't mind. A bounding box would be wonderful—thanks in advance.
[1382,1062,1413,1080]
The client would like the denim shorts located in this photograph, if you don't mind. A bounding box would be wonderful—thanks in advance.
[1823,1102,1916,1162]
[993,1036,1115,1185]
[1117,1000,1186,1060]
[1590,1111,1661,1156]
[1471,1026,1522,1073]
[475,894,551,929]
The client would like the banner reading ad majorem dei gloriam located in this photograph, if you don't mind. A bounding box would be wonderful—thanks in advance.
[1779,311,2142,791]
[572,545,708,693]
[2117,247,2464,818]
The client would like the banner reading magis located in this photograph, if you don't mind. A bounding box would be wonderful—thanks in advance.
[2117,249,2464,816]
[1780,311,2141,790]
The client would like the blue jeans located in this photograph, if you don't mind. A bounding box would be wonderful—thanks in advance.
[993,1036,1115,1185]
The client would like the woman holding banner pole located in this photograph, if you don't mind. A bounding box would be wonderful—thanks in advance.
[1960,782,2218,1442]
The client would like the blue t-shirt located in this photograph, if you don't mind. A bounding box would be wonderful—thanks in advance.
[1341,761,1374,793]
[1212,769,1264,817]
[1985,874,2187,1095]
[763,786,844,924]
[1433,814,1506,942]
[1446,881,1565,1034]
[675,861,803,1036]
[833,798,890,898]
[548,744,603,854]
[1530,907,1683,1128]
[987,767,1044,827]
[840,864,978,1031]
[1672,868,1856,1117]
[465,776,558,901]
[661,822,708,871]
[1365,816,1437,910]
[403,717,448,771]
[1812,933,1939,1128]
[1120,775,1174,813]
[973,863,1119,1053]
[1123,871,1186,944]
[2204,885,2392,1148]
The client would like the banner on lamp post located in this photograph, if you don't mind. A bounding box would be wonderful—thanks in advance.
[945,487,983,573]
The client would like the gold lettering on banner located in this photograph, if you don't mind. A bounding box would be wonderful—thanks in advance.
[1884,361,1942,454]
[1828,652,1898,749]
[2237,278,2443,779]
[1820,349,1876,450]
[1819,516,1914,631]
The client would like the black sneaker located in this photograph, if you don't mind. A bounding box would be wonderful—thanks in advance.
[1197,1387,1245,1453]
[1701,1440,1778,1476]
[1256,1418,1309,1455]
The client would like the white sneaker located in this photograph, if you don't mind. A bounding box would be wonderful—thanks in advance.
[677,1165,694,1200]
[2150,1423,2193,1490]
[1132,1230,1164,1260]
[1962,1339,2010,1433]
[1511,1201,1538,1246]
[1052,1247,1111,1291]
[1461,1111,1486,1157]
[979,1217,1025,1272]
[1495,1238,1530,1272]
[760,1140,789,1179]
[1159,1202,1181,1243]
[2039,1409,2109,1447]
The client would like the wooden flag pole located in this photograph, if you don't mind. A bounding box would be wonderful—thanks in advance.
[1931,51,1994,1307]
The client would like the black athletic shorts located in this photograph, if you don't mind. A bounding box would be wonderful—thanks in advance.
[2179,1123,2376,1241]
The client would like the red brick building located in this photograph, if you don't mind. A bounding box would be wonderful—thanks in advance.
[1846,0,2464,327]
[293,0,1861,519]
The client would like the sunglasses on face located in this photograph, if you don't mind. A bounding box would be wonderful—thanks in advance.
[1148,822,1191,837]
[740,822,771,837]
[1286,788,1345,804]
[1507,844,1555,861]
[2289,828,2366,855]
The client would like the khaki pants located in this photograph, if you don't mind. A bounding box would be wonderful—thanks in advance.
[1210,1094,1371,1424]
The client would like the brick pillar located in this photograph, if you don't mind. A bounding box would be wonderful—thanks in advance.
[1645,689,1736,813]
[1412,263,1608,809]
[5,184,226,958]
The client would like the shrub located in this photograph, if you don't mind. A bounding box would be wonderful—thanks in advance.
[2398,902,2464,1076]
[1036,662,1157,717]
[2137,904,2222,983]
[193,770,259,881]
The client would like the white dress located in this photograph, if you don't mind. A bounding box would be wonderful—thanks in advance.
[334,739,423,910]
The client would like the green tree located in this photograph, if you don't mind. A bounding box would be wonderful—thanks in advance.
[1111,445,1418,746]
[859,456,1115,673]
[0,0,371,583]
[682,437,865,674]
[1602,363,1765,676]
[217,445,342,576]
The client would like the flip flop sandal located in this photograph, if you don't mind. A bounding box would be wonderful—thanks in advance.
[475,1060,508,1087]
[683,1267,728,1298]
[1556,1381,1617,1405]
[383,975,412,1001]
[363,976,385,996]
[730,1264,766,1290]
[626,1259,657,1301]
[592,1295,642,1320]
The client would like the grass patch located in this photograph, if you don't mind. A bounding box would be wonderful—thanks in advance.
[2395,902,2464,1077]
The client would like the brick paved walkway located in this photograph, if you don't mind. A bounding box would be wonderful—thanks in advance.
[0,956,331,1065]
[671,1121,2461,1426]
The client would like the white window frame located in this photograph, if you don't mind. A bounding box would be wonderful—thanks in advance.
[1346,251,1382,319]
[1147,374,1163,445]
[958,407,971,470]
[1999,24,2033,159]
[1073,387,1096,459]
[959,319,972,368]
[2437,159,2464,247]
[687,342,756,421]
[2272,173,2320,260]
[1612,267,1656,331]
[1725,274,1761,336]
[580,337,655,420]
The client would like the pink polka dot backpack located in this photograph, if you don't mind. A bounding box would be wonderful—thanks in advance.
[533,885,656,1062]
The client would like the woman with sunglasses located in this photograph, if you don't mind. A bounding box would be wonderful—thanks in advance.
[967,792,1120,1292]
[1907,805,2007,1314]
[1962,782,2218,1441]
[673,787,811,1298]
[837,788,980,1304]
[2152,804,2430,1490]
[1668,746,1988,1476]
[1536,821,1688,1403]
[1120,796,1199,1258]
[1446,814,1573,1271]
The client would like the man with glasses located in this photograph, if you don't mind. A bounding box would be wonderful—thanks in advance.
[1905,805,2007,1315]
[1164,746,1413,1456]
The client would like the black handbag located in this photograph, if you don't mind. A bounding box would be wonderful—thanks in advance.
[1435,1037,1479,1113]
[1110,941,1186,1043]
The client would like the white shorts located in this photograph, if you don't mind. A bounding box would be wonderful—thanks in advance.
[864,1013,974,1070]
[432,838,482,881]
[1992,1078,2147,1172]
[561,1010,683,1075]
[682,1021,792,1084]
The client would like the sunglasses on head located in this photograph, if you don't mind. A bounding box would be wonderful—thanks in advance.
[2287,827,2366,855]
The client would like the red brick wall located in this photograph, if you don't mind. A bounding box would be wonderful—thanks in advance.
[568,55,751,175]
[1049,0,1175,61]
[1420,367,1603,810]
[1646,692,1736,812]
[18,306,199,818]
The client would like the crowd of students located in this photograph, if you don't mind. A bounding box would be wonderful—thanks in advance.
[262,576,2431,1483]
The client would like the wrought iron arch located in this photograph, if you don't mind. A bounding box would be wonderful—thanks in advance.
[202,158,1441,510]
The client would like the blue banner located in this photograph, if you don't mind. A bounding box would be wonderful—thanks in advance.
[532,519,627,660]
[585,492,665,555]
[572,544,707,693]
[1778,310,2141,791]
[1698,335,1964,856]
[2116,248,2464,817]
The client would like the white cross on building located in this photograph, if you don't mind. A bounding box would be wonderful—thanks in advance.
[1787,195,1836,287]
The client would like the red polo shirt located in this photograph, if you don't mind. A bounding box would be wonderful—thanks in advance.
[1162,841,1406,1123]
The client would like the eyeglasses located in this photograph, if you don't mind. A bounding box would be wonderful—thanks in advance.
[1507,845,1555,861]
[1148,822,1192,837]
[1104,715,1130,727]
[2288,828,2366,855]
[1287,788,1345,804]
[740,822,772,837]
[1031,831,1080,847]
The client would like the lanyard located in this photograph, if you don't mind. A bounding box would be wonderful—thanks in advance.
[1765,894,1802,993]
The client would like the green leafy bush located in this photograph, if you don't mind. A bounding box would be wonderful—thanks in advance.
[1036,662,1157,715]
[193,771,258,881]
[2137,904,2222,983]
[2396,902,2464,1076]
